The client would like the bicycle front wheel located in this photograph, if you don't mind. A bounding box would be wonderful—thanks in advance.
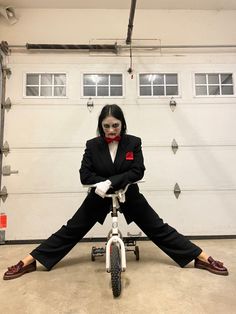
[110,243,121,297]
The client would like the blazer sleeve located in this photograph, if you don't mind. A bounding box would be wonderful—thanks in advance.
[79,140,107,185]
[108,137,145,190]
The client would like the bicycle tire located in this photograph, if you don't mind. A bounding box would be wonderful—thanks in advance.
[110,243,121,297]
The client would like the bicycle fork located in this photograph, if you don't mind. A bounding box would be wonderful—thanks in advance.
[106,195,126,273]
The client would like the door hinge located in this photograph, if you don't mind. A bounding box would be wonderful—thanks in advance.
[0,41,10,56]
[174,183,181,199]
[171,139,179,154]
[2,66,12,79]
[0,141,10,157]
[2,97,12,110]
[169,97,177,112]
[2,165,19,176]
[0,186,8,202]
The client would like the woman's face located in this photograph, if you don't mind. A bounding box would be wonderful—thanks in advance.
[102,115,122,139]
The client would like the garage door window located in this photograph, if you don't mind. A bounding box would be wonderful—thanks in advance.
[83,74,123,97]
[195,73,234,96]
[25,73,66,97]
[139,73,179,96]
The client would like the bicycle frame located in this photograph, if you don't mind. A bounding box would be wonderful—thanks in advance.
[84,180,144,273]
[105,194,126,272]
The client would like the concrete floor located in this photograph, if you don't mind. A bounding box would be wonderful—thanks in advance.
[0,239,235,314]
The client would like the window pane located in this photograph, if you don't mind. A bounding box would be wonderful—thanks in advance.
[110,74,122,85]
[221,74,233,85]
[140,86,152,96]
[84,86,96,96]
[139,74,150,85]
[166,74,177,85]
[153,74,164,85]
[153,86,164,96]
[27,74,39,85]
[40,86,52,96]
[195,74,206,84]
[41,74,52,85]
[54,74,66,85]
[209,85,220,95]
[110,86,122,96]
[54,86,66,96]
[196,86,207,95]
[208,74,219,84]
[26,86,39,96]
[98,75,109,85]
[166,86,178,95]
[97,86,109,96]
[222,86,233,95]
[83,75,95,85]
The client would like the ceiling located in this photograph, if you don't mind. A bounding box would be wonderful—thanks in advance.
[0,0,236,10]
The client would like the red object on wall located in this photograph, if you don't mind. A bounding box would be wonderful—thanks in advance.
[0,213,7,228]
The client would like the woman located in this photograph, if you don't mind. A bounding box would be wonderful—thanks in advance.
[3,104,228,280]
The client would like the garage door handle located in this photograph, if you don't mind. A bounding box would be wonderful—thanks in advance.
[2,165,19,176]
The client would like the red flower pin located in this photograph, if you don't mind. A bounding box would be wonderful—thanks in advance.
[126,151,134,160]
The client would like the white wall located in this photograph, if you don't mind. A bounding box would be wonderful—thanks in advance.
[0,9,236,45]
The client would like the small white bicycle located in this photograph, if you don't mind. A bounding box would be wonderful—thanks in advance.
[85,183,141,297]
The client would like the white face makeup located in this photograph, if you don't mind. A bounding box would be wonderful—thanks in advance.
[102,116,122,139]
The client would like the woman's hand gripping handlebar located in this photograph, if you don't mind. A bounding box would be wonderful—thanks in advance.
[83,179,145,203]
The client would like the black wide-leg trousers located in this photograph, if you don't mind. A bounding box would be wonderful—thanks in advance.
[31,190,202,270]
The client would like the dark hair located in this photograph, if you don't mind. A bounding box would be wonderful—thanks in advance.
[97,104,127,137]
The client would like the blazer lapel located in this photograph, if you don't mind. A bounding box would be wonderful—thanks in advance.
[114,135,129,170]
[98,138,116,174]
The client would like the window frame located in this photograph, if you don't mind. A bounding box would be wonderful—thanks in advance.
[193,72,235,97]
[138,72,181,98]
[81,73,125,98]
[23,72,68,98]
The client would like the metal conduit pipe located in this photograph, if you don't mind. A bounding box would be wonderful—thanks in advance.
[126,44,236,49]
[126,0,137,45]
[26,43,118,53]
[9,44,236,49]
[6,43,236,53]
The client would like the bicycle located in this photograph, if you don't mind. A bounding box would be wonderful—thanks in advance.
[85,182,141,297]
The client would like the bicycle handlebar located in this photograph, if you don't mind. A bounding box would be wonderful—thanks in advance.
[83,179,145,198]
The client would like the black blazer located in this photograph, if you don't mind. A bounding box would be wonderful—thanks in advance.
[79,134,146,224]
[80,134,145,190]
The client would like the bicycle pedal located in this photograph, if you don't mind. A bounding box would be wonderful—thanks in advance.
[92,247,105,254]
[91,247,106,261]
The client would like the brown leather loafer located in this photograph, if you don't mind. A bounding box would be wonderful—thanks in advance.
[194,256,228,276]
[3,260,36,280]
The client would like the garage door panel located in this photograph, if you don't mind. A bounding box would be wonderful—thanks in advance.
[4,104,236,147]
[140,190,236,236]
[143,147,236,189]
[125,105,236,146]
[4,106,102,147]
[5,193,142,240]
[3,146,236,192]
[5,193,84,240]
[5,190,236,240]
[2,149,84,193]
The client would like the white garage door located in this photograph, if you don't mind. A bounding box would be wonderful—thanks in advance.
[1,52,236,240]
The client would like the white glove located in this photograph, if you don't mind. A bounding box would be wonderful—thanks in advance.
[117,190,126,203]
[95,180,111,198]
